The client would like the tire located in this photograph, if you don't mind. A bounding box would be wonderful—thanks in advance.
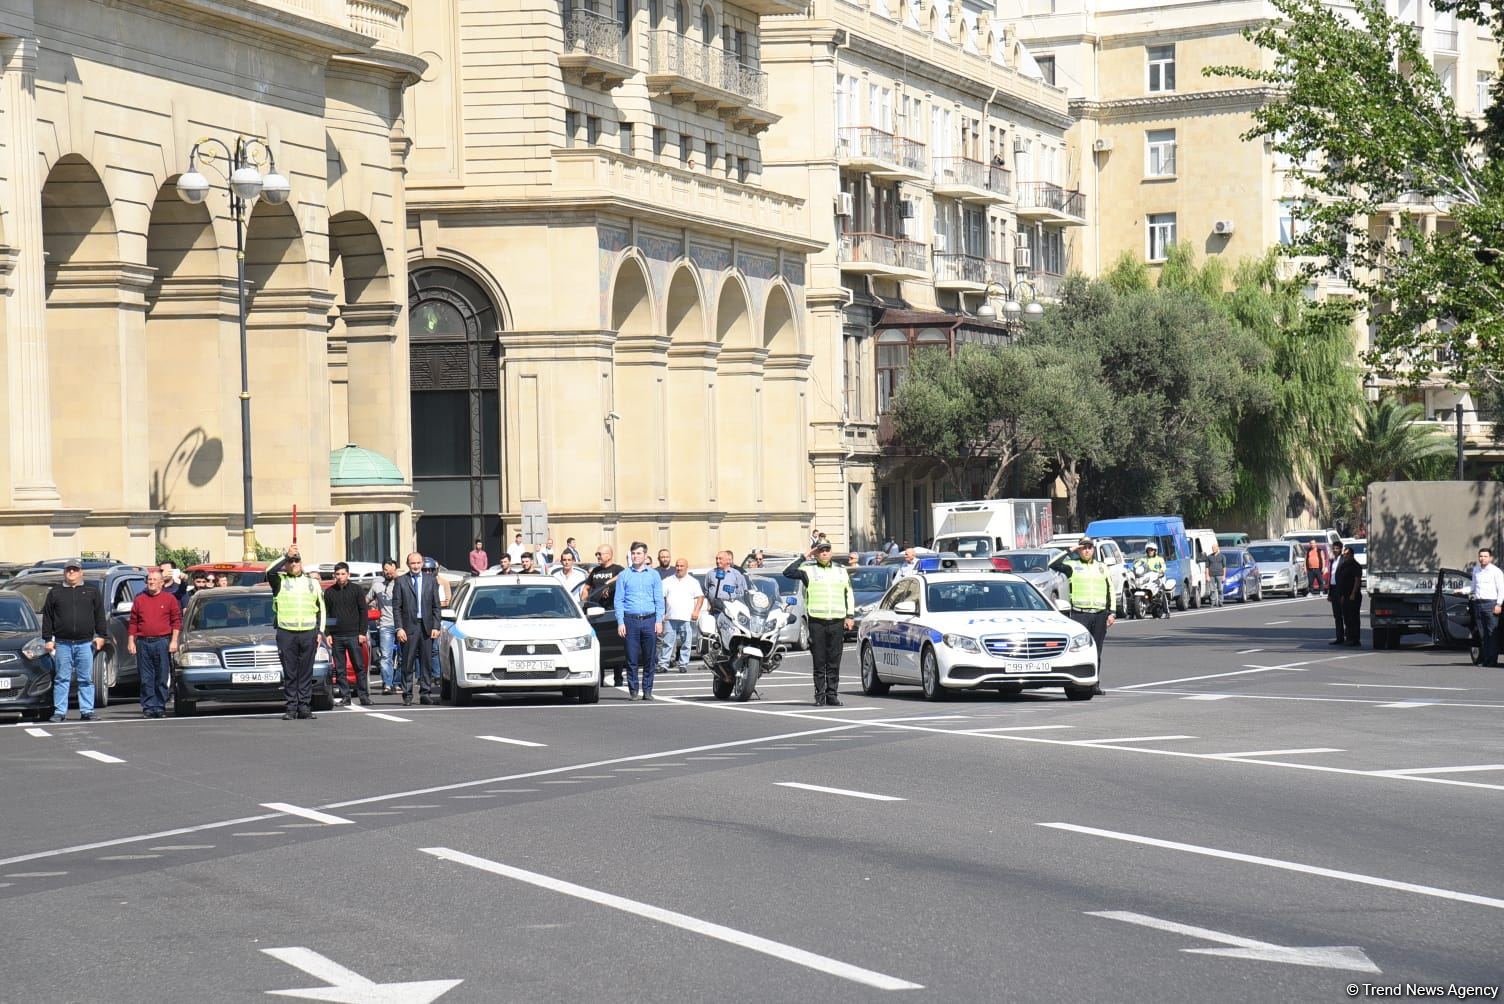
[92,651,111,709]
[711,673,733,700]
[1189,583,1201,609]
[1065,684,1095,701]
[173,693,196,717]
[1238,583,1247,604]
[860,644,890,696]
[1175,582,1189,612]
[731,656,761,702]
[451,679,472,706]
[919,646,946,702]
[795,618,810,652]
[311,687,334,712]
[439,673,452,701]
[571,681,600,704]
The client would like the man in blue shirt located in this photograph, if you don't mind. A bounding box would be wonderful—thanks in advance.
[614,541,665,701]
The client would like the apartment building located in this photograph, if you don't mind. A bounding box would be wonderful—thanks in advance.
[761,0,1080,550]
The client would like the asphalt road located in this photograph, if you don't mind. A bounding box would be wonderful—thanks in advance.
[3,596,1502,1003]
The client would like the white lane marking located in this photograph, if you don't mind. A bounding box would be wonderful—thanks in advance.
[5,870,68,878]
[476,735,547,748]
[868,715,971,723]
[349,811,403,816]
[260,803,354,826]
[1374,764,1504,777]
[1072,735,1196,746]
[365,712,411,723]
[1212,748,1344,759]
[780,705,881,713]
[98,853,162,861]
[1235,648,1263,654]
[232,831,285,837]
[1116,653,1355,691]
[0,813,279,868]
[148,844,215,851]
[1265,620,1291,625]
[389,804,440,809]
[77,750,125,764]
[422,848,923,990]
[1043,823,1504,910]
[262,946,462,1003]
[1128,689,1504,711]
[1328,683,1469,691]
[1377,702,1435,709]
[1112,595,1313,623]
[1086,911,1380,974]
[966,725,1073,733]
[451,794,497,798]
[775,781,905,802]
[24,727,50,737]
[1180,695,1234,701]
[483,789,540,794]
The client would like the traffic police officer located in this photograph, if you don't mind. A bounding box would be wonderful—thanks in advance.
[267,545,327,720]
[783,542,855,706]
[1054,537,1113,695]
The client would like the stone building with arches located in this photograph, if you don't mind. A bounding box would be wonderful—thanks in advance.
[405,0,820,568]
[0,1,422,563]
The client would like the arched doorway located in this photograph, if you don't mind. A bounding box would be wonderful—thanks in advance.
[408,265,502,569]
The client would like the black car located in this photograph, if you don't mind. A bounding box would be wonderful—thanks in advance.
[0,594,51,721]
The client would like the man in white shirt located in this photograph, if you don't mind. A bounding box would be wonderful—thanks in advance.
[659,558,705,674]
[552,551,588,597]
[896,547,922,578]
[1471,547,1504,667]
[506,532,526,565]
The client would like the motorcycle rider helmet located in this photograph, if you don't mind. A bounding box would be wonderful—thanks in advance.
[1145,542,1159,553]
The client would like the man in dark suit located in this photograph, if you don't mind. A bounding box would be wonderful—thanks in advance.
[393,551,442,706]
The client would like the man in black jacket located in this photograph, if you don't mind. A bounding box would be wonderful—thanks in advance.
[393,551,442,705]
[324,562,371,706]
[42,562,107,723]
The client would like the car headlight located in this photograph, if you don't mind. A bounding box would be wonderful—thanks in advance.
[1068,632,1093,651]
[464,636,498,653]
[20,639,46,661]
[943,633,981,653]
[559,634,593,652]
[176,651,221,667]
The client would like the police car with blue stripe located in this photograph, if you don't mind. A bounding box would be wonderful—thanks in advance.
[856,571,1098,701]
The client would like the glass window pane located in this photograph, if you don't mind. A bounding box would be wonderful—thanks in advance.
[412,391,470,476]
[411,300,467,340]
[481,389,500,477]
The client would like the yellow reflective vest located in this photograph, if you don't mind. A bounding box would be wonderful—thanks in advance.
[803,562,854,619]
[1065,558,1113,612]
[273,573,326,632]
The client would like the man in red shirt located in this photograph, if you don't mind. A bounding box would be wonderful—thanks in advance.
[128,569,182,719]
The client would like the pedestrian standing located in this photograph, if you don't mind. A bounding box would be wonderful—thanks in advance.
[848,551,860,568]
[552,551,588,596]
[884,536,899,557]
[507,532,526,564]
[1329,546,1363,648]
[267,546,326,721]
[1206,544,1227,608]
[324,562,371,706]
[539,536,556,572]
[519,552,539,574]
[468,538,489,576]
[1054,538,1115,695]
[158,560,190,604]
[393,552,442,705]
[615,542,664,700]
[42,561,107,723]
[564,537,582,562]
[1304,541,1324,595]
[584,544,626,686]
[127,569,181,718]
[493,554,513,575]
[190,570,211,594]
[366,559,400,694]
[896,548,921,578]
[659,558,704,675]
[783,543,853,706]
[1470,547,1504,666]
[656,549,675,579]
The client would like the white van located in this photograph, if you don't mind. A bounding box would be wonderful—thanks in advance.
[1186,528,1219,606]
[1045,533,1129,616]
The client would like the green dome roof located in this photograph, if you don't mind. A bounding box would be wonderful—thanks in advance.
[330,445,405,487]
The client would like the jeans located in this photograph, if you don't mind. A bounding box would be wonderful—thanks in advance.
[376,625,398,689]
[52,640,96,717]
[658,619,694,672]
[1475,601,1501,666]
[1307,567,1324,594]
[622,614,658,695]
[1210,575,1225,606]
[135,636,171,714]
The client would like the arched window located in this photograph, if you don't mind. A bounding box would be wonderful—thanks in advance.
[408,266,503,569]
[675,0,688,34]
[700,4,714,43]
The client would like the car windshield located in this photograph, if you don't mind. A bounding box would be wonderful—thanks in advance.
[189,595,275,629]
[1000,552,1050,571]
[848,567,894,591]
[1249,545,1292,563]
[465,584,576,619]
[0,596,38,631]
[1223,549,1248,564]
[1106,536,1155,559]
[925,580,1050,612]
[5,581,52,613]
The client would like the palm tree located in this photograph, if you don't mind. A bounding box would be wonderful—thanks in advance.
[1346,397,1455,483]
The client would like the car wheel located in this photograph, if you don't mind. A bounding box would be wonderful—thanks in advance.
[311,688,334,712]
[860,644,889,696]
[919,647,946,702]
[439,673,452,702]
[572,681,600,704]
[797,618,810,652]
[1238,583,1247,604]
[1189,584,1200,609]
[451,680,472,706]
[91,653,110,710]
[1175,582,1188,612]
[1064,684,1095,701]
[173,692,196,717]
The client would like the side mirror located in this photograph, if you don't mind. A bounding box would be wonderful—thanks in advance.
[586,605,605,616]
[784,595,797,606]
[1054,597,1072,612]
[894,600,918,616]
[440,607,456,622]
[113,600,133,616]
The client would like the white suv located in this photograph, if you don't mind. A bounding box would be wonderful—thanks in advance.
[438,575,601,704]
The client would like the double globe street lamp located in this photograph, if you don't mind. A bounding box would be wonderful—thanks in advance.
[176,137,291,562]
[975,278,1045,326]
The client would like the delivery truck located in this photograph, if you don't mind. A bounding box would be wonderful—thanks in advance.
[930,499,1054,558]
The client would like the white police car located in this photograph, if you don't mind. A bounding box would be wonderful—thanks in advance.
[857,572,1098,701]
[438,575,600,704]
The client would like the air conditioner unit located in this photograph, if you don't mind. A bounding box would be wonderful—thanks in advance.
[1092,137,1114,152]
[932,232,947,252]
[899,199,916,219]
[1015,246,1032,269]
[835,191,854,217]
[1213,219,1235,236]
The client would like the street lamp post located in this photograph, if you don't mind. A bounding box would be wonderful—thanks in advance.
[175,137,291,562]
[975,278,1045,328]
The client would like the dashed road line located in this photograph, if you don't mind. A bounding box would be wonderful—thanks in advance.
[24,727,49,737]
[261,803,354,826]
[1328,683,1470,691]
[76,750,125,764]
[1373,764,1504,777]
[1212,748,1344,759]
[148,844,214,851]
[1180,695,1234,701]
[1073,735,1196,746]
[97,853,161,861]
[1377,702,1435,709]
[775,782,905,802]
[1235,648,1263,654]
[5,871,67,878]
[477,735,547,748]
[967,725,1073,733]
[1265,620,1291,625]
[365,712,411,723]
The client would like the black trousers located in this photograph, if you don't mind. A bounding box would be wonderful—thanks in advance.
[328,634,368,700]
[1068,609,1109,682]
[276,628,317,714]
[809,617,846,700]
[1342,596,1362,645]
[398,631,435,697]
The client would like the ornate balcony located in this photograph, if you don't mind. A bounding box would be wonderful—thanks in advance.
[646,31,775,127]
[932,157,1010,203]
[932,252,987,291]
[837,127,928,182]
[558,9,633,89]
[345,0,406,47]
[1015,182,1087,225]
[838,232,928,279]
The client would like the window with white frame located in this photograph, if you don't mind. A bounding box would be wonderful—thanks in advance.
[1147,212,1176,261]
[1147,44,1176,93]
[1145,128,1176,177]
[843,330,865,421]
[837,74,859,131]
[1480,71,1495,114]
[1277,200,1311,246]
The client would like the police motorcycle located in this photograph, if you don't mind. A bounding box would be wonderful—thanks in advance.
[697,580,790,701]
[1123,557,1172,619]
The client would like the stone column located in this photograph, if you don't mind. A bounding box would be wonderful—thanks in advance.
[1,37,58,502]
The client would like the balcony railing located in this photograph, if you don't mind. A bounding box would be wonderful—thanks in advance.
[932,157,1010,198]
[565,8,629,65]
[838,127,928,175]
[839,231,928,272]
[345,0,406,46]
[1431,26,1459,52]
[1016,181,1086,219]
[985,259,1012,285]
[1027,270,1067,299]
[648,30,768,106]
[933,252,986,285]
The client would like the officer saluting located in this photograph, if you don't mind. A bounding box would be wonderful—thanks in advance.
[783,541,854,706]
[267,544,327,720]
[1054,538,1113,696]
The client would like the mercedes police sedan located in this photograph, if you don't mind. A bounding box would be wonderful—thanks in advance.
[856,572,1098,702]
[438,575,601,705]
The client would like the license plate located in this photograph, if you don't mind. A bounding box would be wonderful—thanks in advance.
[505,659,553,673]
[1417,603,1432,612]
[0,678,11,690]
[1001,660,1036,674]
[231,671,281,685]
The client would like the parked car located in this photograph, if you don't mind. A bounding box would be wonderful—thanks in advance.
[850,564,901,633]
[1220,548,1263,603]
[1248,540,1305,597]
[1216,532,1250,549]
[0,562,33,586]
[173,586,333,716]
[437,574,600,704]
[187,562,269,587]
[1283,528,1343,553]
[992,549,1071,607]
[0,593,52,721]
[1186,528,1220,606]
[2,564,149,706]
[1044,534,1129,616]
